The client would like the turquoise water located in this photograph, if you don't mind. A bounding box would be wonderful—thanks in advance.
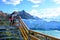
[33,30,60,39]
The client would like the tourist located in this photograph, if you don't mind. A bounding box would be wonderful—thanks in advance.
[9,11,18,26]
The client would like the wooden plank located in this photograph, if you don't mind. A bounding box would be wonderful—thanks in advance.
[30,35,40,40]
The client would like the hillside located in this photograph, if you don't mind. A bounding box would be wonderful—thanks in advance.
[18,10,36,19]
[0,10,40,19]
[0,11,7,20]
[23,19,60,30]
[11,10,40,19]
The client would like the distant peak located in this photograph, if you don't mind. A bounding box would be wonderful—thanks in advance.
[21,10,25,12]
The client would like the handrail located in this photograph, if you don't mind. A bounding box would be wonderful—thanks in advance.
[19,26,28,40]
[29,30,60,40]
[18,17,29,40]
[29,34,40,40]
[14,16,60,40]
[18,17,41,40]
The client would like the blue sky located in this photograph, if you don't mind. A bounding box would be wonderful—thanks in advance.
[0,0,60,21]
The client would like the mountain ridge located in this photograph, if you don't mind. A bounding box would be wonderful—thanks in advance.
[11,10,40,19]
[0,10,60,30]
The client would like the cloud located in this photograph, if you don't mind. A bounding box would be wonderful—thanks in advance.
[29,8,60,21]
[53,0,60,4]
[32,5,39,8]
[2,0,23,6]
[28,0,44,8]
[28,0,44,4]
[28,9,41,18]
[40,8,60,18]
[29,8,60,19]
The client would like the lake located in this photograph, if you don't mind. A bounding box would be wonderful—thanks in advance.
[33,30,60,39]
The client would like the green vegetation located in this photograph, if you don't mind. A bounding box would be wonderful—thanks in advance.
[0,20,10,26]
[0,13,21,40]
[0,30,20,40]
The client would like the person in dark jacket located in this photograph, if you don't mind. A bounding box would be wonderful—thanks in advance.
[9,11,18,26]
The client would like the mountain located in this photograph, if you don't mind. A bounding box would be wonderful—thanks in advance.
[18,10,34,19]
[10,10,40,19]
[23,19,60,30]
[18,10,39,19]
[11,10,60,30]
[1,11,60,30]
[0,10,40,20]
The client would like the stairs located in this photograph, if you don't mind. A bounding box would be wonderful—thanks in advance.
[0,26,24,40]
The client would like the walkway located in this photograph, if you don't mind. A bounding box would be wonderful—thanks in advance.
[0,26,24,40]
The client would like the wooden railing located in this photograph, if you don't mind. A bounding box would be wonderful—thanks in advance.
[14,16,60,40]
[14,17,29,40]
[17,17,40,40]
[29,34,40,40]
[29,30,60,40]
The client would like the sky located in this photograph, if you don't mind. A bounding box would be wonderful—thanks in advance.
[0,0,60,21]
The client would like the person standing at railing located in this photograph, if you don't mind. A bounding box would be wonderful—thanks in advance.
[9,11,18,26]
[9,15,13,26]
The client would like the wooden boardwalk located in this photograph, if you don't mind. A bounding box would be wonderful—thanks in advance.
[0,26,24,40]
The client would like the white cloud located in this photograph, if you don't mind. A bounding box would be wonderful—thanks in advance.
[29,8,60,20]
[53,0,60,4]
[32,5,39,8]
[40,8,60,18]
[28,0,44,4]
[28,9,42,18]
[2,0,23,6]
[2,0,6,2]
